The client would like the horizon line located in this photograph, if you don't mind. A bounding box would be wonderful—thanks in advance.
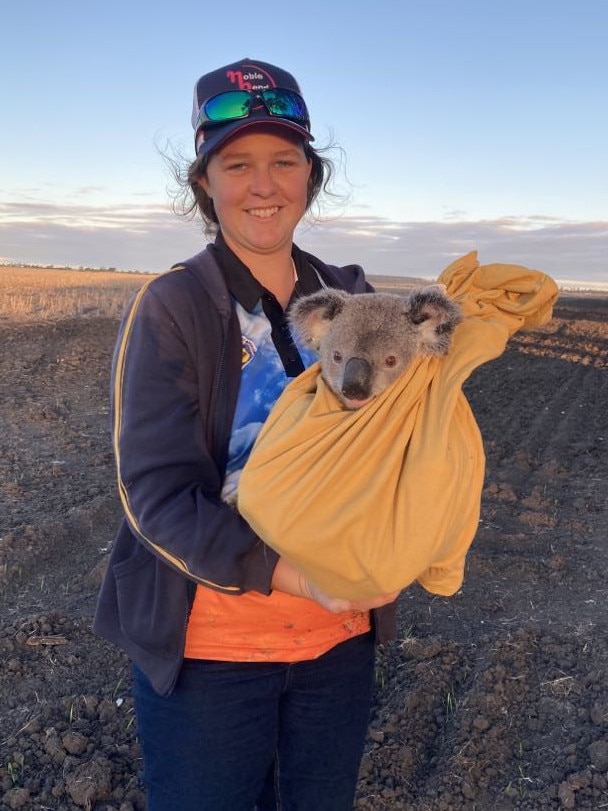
[2,261,607,293]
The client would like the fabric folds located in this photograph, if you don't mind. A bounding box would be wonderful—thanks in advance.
[238,252,559,599]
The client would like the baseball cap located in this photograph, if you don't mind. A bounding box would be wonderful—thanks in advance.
[192,58,314,158]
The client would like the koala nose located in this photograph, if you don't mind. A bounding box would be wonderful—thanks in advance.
[341,357,373,400]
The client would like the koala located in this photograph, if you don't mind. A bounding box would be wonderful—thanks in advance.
[289,285,462,409]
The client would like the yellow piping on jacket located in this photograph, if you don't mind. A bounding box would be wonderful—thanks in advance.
[112,268,240,592]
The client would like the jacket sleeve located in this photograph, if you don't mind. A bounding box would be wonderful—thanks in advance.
[112,274,279,595]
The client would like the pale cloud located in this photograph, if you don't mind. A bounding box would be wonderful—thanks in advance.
[0,200,606,283]
[71,186,111,197]
[298,214,608,282]
[0,200,204,271]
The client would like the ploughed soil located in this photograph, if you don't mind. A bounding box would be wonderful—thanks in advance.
[0,292,607,810]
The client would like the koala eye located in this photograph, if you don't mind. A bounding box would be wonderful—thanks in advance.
[333,351,343,364]
[385,355,397,368]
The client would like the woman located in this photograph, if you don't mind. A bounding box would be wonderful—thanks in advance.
[94,58,399,811]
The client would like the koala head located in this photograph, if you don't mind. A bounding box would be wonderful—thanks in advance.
[289,285,462,409]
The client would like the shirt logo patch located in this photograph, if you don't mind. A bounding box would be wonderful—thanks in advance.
[241,336,257,368]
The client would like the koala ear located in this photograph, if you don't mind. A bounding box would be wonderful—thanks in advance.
[288,289,349,350]
[407,285,463,355]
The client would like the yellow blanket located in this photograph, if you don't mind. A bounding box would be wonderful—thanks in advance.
[238,252,559,599]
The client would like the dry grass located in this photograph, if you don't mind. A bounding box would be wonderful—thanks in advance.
[0,266,432,323]
[0,266,152,321]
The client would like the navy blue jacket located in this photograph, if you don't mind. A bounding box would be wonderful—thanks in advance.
[93,245,397,695]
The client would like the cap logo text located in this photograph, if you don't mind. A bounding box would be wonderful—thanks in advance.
[227,69,274,92]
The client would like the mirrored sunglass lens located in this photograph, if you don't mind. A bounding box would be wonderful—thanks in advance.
[263,90,307,120]
[204,92,251,122]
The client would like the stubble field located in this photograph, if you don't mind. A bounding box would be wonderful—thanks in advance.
[0,266,606,810]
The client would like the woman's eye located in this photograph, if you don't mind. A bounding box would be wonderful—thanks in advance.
[333,351,343,363]
[385,355,397,368]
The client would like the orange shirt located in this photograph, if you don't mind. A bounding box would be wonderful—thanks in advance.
[184,584,370,662]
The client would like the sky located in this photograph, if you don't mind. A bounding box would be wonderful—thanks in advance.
[1,0,607,286]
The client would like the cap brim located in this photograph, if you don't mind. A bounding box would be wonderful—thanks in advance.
[196,116,313,157]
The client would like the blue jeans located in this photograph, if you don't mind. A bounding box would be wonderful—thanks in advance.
[133,632,375,811]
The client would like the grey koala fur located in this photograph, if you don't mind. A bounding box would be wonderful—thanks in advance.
[289,285,462,409]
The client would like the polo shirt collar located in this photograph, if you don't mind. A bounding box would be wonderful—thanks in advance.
[209,231,323,312]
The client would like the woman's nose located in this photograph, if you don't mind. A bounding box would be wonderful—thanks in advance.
[250,166,276,196]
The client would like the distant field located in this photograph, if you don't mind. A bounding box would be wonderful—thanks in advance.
[2,265,603,323]
[1,265,426,321]
[0,266,151,321]
[367,273,432,290]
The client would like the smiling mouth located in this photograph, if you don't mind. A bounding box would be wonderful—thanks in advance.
[248,206,280,219]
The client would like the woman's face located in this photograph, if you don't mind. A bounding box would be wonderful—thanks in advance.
[199,128,312,263]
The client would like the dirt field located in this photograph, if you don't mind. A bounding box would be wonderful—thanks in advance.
[0,268,607,810]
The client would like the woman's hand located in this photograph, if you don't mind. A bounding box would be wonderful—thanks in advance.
[270,557,400,613]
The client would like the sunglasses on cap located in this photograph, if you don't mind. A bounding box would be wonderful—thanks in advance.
[195,88,310,131]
